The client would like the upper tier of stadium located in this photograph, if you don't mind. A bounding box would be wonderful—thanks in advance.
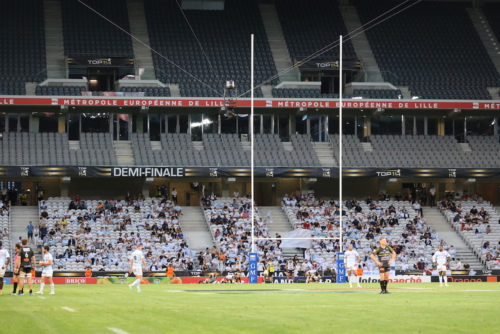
[0,0,498,101]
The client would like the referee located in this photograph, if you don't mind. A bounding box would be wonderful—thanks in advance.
[371,237,396,294]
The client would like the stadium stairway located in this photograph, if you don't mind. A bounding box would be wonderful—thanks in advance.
[259,4,299,83]
[10,206,40,249]
[179,207,214,257]
[425,207,485,270]
[260,206,304,261]
[468,8,500,78]
[313,142,337,167]
[341,6,382,82]
[44,0,66,79]
[114,141,135,166]
[127,0,155,80]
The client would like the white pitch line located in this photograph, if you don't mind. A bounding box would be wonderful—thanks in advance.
[38,296,46,299]
[163,290,185,293]
[107,328,130,334]
[61,307,76,313]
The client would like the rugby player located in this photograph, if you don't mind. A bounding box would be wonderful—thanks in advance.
[432,245,451,287]
[11,243,21,295]
[0,241,10,294]
[345,244,362,288]
[371,237,396,294]
[35,245,55,295]
[17,239,36,295]
[128,244,146,292]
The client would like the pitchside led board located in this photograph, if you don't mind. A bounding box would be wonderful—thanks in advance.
[336,252,346,283]
[249,253,258,284]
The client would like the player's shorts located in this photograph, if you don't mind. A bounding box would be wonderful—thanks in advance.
[346,263,357,271]
[19,267,32,278]
[437,264,447,272]
[132,267,143,277]
[0,269,5,277]
[42,268,53,277]
[379,265,390,273]
[286,270,294,276]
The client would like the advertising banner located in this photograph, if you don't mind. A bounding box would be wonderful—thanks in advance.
[0,97,499,111]
[336,252,346,283]
[14,277,97,285]
[68,56,134,68]
[298,59,361,70]
[360,276,431,283]
[181,277,264,284]
[248,253,258,284]
[98,277,181,284]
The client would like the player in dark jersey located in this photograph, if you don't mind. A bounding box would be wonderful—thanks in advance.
[11,243,21,295]
[17,239,36,296]
[371,237,396,294]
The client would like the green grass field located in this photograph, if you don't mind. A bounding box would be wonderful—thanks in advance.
[1,283,498,334]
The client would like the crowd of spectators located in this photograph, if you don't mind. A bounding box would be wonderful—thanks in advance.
[35,194,193,272]
[201,193,284,274]
[440,195,500,270]
[283,192,455,273]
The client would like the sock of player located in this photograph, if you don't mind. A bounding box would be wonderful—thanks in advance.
[50,283,54,292]
[379,280,384,291]
[136,281,141,291]
[356,276,360,285]
[130,279,140,287]
[13,282,17,293]
[384,280,389,291]
[0,277,3,290]
[439,276,442,283]
[40,283,45,292]
[444,276,447,284]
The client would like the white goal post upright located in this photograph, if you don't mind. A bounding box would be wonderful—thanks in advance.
[250,33,255,254]
[339,35,343,253]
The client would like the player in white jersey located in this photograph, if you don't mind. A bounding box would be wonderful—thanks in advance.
[0,241,11,294]
[128,244,146,292]
[36,245,55,295]
[432,245,451,286]
[345,244,362,288]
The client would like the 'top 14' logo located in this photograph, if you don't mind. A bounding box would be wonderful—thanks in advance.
[376,169,401,177]
[448,169,457,178]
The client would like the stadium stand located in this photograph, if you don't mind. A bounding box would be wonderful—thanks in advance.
[120,86,171,97]
[327,134,500,168]
[0,0,46,94]
[283,194,446,271]
[0,132,116,166]
[201,194,283,273]
[482,3,500,47]
[39,196,193,272]
[274,0,357,61]
[144,0,274,97]
[61,0,133,57]
[354,0,500,100]
[36,86,86,96]
[440,198,500,270]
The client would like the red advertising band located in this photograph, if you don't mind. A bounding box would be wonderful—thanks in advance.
[0,97,499,110]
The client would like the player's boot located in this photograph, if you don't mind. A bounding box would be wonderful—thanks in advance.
[35,291,43,294]
[49,291,55,295]
[128,284,133,291]
[0,290,2,294]
[439,283,443,286]
[445,283,449,287]
[17,292,24,296]
[357,284,362,288]
[137,290,143,293]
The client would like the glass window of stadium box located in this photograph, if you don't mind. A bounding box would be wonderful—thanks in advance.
[190,114,203,141]
[253,115,261,134]
[275,115,290,140]
[202,114,218,134]
[309,115,328,142]
[0,114,5,132]
[179,114,189,134]
[427,117,438,135]
[221,113,236,134]
[294,115,307,135]
[403,116,413,135]
[68,113,80,140]
[82,113,110,134]
[19,114,29,132]
[237,115,249,137]
[149,114,165,141]
[415,116,425,135]
[32,112,59,133]
[329,115,356,136]
[111,114,128,140]
[467,116,494,136]
[8,114,18,132]
[263,115,273,134]
[131,114,148,135]
[370,115,402,135]
[167,114,177,133]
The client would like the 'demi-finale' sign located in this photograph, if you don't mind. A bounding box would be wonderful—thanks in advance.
[112,167,184,177]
